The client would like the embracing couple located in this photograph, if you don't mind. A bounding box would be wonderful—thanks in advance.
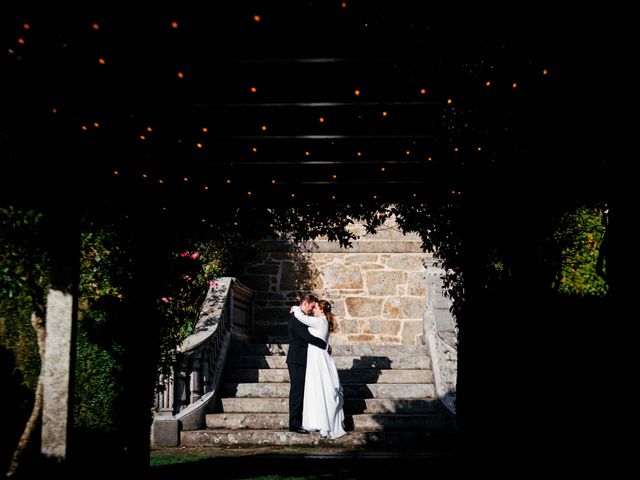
[286,293,346,439]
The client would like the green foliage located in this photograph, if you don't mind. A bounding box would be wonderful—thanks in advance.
[156,230,260,364]
[0,207,47,391]
[0,294,41,391]
[73,312,123,432]
[552,207,608,296]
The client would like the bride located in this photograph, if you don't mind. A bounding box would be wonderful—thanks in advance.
[291,300,346,439]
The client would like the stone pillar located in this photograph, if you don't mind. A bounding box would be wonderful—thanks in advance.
[41,210,79,461]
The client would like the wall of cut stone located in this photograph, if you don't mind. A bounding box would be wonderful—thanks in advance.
[241,216,447,345]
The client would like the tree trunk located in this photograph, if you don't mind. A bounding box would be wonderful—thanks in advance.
[6,309,46,478]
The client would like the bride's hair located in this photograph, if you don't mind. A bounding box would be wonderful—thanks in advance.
[318,300,335,332]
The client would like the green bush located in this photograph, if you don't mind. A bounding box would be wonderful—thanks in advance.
[552,207,608,296]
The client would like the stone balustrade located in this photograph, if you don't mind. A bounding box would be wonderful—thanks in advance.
[152,277,253,446]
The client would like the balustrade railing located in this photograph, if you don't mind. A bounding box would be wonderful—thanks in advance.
[152,277,252,445]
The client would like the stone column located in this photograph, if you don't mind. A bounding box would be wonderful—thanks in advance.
[41,209,79,461]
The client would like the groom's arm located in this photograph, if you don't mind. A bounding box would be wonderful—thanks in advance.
[291,317,327,350]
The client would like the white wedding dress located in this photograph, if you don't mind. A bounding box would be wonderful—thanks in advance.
[292,306,346,439]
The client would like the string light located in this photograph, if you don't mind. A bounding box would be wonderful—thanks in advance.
[405,149,411,155]
[177,71,184,79]
[226,179,232,184]
[332,174,337,179]
[92,23,100,30]
[250,87,257,93]
[542,68,548,75]
[202,127,208,133]
[171,21,179,29]
[356,151,362,157]
[147,127,153,132]
[291,193,295,198]
[17,38,25,45]
[412,193,417,198]
[113,170,119,175]
[93,122,100,128]
[139,135,146,140]
[512,82,517,89]
[253,15,261,22]
[252,147,258,152]
[304,151,310,156]
[183,177,189,182]
[420,88,427,95]
[81,125,88,131]
[354,89,361,96]
[260,125,267,131]
[427,156,432,161]
[477,146,482,151]
[485,81,491,87]
[52,108,57,114]
[247,191,253,196]
[196,143,203,149]
[380,167,385,172]
[331,195,336,200]
[447,98,452,105]
[98,57,106,65]
[203,185,209,190]
[142,173,148,178]
[319,117,325,123]
[454,147,459,152]
[341,2,347,8]
[382,111,388,117]
[271,179,276,184]
[23,23,30,30]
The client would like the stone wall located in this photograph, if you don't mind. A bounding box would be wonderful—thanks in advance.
[241,217,441,345]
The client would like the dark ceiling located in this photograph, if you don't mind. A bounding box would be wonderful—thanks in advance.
[1,5,616,211]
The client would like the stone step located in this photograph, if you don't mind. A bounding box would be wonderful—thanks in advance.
[224,368,433,384]
[229,343,429,356]
[351,414,450,431]
[228,354,431,370]
[221,382,435,399]
[221,397,440,414]
[182,429,454,447]
[206,413,449,431]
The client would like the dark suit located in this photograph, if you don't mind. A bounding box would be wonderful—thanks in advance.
[286,312,327,430]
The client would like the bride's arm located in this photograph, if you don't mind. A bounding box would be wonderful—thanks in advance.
[291,306,325,329]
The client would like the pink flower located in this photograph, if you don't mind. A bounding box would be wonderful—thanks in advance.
[180,251,190,257]
[191,252,200,260]
[208,280,218,288]
[161,297,169,303]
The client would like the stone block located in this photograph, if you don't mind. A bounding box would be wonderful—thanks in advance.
[408,271,428,296]
[383,297,426,319]
[356,318,372,334]
[369,319,401,336]
[345,297,384,317]
[153,418,179,447]
[345,254,379,263]
[401,320,424,344]
[246,264,280,275]
[320,263,363,289]
[347,334,375,343]
[365,270,405,296]
[279,262,310,291]
[240,274,270,291]
[387,255,427,271]
[338,318,358,334]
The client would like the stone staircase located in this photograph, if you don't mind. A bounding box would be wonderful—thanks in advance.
[181,340,455,447]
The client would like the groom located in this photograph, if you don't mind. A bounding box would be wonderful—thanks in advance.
[286,293,327,433]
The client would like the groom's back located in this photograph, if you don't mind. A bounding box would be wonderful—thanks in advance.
[286,313,308,366]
